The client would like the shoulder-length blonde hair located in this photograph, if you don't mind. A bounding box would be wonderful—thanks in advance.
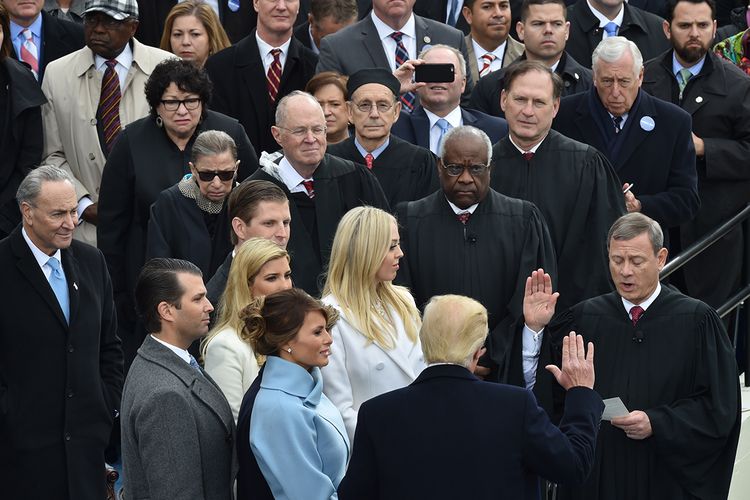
[159,0,231,60]
[322,206,421,349]
[201,238,289,357]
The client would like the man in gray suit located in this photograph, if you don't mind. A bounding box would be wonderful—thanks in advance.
[121,258,236,499]
[317,0,473,109]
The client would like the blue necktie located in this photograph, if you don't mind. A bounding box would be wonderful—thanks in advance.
[189,354,204,375]
[47,257,70,324]
[435,118,451,154]
[447,0,461,26]
[227,0,240,12]
[604,22,618,37]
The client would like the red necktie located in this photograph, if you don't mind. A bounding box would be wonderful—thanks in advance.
[479,53,496,78]
[630,305,644,325]
[457,212,471,225]
[522,151,534,162]
[365,153,374,170]
[390,32,416,111]
[302,180,315,199]
[98,60,122,153]
[20,29,39,78]
[267,48,282,103]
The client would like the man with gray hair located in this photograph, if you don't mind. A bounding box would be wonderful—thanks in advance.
[553,36,699,248]
[248,91,388,294]
[396,125,556,387]
[0,165,122,499]
[339,293,604,499]
[391,44,508,154]
[531,212,740,500]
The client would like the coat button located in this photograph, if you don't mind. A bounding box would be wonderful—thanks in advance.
[88,152,96,160]
[67,391,74,398]
[375,362,385,371]
[64,433,71,441]
[90,118,97,126]
[67,345,74,353]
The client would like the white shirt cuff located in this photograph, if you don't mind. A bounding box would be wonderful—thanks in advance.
[77,196,93,225]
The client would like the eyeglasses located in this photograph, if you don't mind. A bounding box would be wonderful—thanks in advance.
[441,163,490,177]
[277,125,327,138]
[353,101,395,114]
[84,13,133,30]
[160,98,202,111]
[195,169,236,182]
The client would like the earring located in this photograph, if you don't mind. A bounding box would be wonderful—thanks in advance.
[286,347,292,353]
[155,115,163,128]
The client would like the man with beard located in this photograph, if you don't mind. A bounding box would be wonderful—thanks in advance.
[642,0,750,310]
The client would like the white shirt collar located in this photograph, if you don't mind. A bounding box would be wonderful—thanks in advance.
[509,134,546,154]
[22,227,62,270]
[425,106,463,128]
[472,38,507,61]
[151,334,192,364]
[94,42,134,73]
[621,282,662,314]
[307,24,320,55]
[371,10,416,41]
[255,31,292,59]
[277,156,312,193]
[586,0,624,26]
[446,199,479,215]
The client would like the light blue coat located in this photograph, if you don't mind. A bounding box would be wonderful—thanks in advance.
[250,356,350,500]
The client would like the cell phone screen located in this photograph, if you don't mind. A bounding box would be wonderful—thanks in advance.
[414,64,455,83]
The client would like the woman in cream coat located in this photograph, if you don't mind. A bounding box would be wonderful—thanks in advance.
[321,206,425,442]
[202,238,292,420]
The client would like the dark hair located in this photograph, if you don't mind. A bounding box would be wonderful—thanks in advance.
[310,0,358,23]
[227,180,288,245]
[665,0,715,22]
[144,58,213,118]
[520,0,567,22]
[135,258,203,333]
[305,71,349,100]
[239,288,338,356]
[159,0,231,57]
[0,4,13,60]
[504,60,564,99]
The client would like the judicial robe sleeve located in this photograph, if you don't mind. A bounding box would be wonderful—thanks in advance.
[644,307,740,500]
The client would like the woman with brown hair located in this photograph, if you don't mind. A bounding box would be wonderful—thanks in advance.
[305,71,350,145]
[160,0,230,67]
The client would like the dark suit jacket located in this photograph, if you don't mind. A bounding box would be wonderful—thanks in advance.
[643,50,750,306]
[19,11,84,82]
[206,31,319,155]
[293,21,314,50]
[338,364,604,500]
[469,51,593,118]
[317,13,475,95]
[413,0,471,34]
[391,106,508,150]
[0,226,122,500]
[553,88,699,238]
[206,251,233,311]
[565,0,670,68]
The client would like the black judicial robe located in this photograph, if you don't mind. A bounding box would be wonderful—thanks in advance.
[544,286,740,500]
[248,154,389,295]
[491,131,625,312]
[146,184,233,281]
[326,135,439,208]
[395,189,557,385]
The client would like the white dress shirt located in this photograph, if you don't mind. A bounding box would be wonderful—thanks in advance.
[22,227,63,281]
[151,334,192,364]
[586,0,624,41]
[425,106,463,155]
[277,156,313,194]
[371,10,417,71]
[472,37,507,75]
[256,32,292,75]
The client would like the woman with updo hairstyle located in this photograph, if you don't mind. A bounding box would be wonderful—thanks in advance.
[321,206,425,442]
[305,71,350,145]
[160,0,230,67]
[201,237,292,420]
[235,288,348,500]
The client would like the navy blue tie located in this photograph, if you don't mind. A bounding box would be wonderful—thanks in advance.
[390,32,416,112]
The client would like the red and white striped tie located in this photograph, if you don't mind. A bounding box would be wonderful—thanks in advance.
[267,48,282,103]
[20,29,39,79]
[479,53,496,78]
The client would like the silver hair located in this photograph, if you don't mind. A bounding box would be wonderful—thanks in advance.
[274,90,323,128]
[607,213,664,255]
[591,36,643,76]
[418,43,467,80]
[16,165,75,207]
[191,130,238,163]
[438,125,493,163]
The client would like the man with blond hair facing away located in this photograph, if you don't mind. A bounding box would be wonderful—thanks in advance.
[338,294,604,500]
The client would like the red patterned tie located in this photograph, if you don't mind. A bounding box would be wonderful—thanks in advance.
[267,48,282,103]
[20,29,39,78]
[390,32,416,111]
[365,153,374,170]
[302,180,315,199]
[457,212,471,225]
[479,53,496,78]
[630,305,644,325]
[522,151,534,162]
[97,60,122,153]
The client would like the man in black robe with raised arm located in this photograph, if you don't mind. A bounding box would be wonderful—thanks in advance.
[396,125,556,386]
[491,60,625,312]
[527,212,740,500]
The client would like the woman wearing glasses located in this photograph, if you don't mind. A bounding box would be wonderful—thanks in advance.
[98,58,258,362]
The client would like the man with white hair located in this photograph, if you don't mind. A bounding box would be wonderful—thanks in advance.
[553,36,698,248]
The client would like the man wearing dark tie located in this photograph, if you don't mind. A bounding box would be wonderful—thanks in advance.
[0,165,123,500]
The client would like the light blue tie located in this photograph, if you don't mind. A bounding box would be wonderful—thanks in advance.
[436,118,451,155]
[227,0,240,12]
[47,257,69,324]
[189,354,203,375]
[604,22,618,37]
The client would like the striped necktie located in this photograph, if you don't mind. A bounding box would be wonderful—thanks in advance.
[390,32,416,112]
[479,53,496,78]
[20,29,39,79]
[267,48,282,103]
[97,60,122,153]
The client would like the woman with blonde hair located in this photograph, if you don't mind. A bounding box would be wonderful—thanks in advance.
[321,206,425,442]
[160,0,230,67]
[202,238,292,420]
